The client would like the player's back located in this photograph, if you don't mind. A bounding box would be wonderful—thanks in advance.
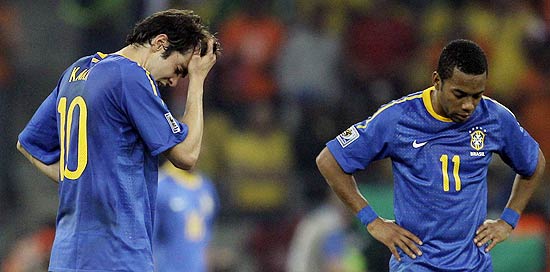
[50,53,162,271]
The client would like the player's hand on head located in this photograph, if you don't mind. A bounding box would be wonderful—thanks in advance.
[366,218,423,262]
[188,38,217,81]
[474,219,512,252]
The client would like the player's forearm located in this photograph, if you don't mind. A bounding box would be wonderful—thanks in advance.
[181,77,204,155]
[505,149,546,214]
[17,141,59,183]
[316,147,368,213]
[169,78,204,169]
[40,161,60,183]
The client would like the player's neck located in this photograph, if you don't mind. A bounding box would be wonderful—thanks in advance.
[114,45,151,67]
[430,88,445,117]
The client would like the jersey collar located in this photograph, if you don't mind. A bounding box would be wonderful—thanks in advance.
[91,52,108,64]
[422,87,453,122]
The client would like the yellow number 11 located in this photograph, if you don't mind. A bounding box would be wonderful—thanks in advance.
[439,154,461,192]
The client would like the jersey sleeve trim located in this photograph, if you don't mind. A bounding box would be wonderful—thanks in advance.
[484,96,540,176]
[113,53,160,97]
[144,70,159,97]
[328,93,416,174]
[357,92,423,129]
[482,96,516,118]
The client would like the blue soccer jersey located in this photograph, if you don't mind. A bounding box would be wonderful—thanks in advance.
[18,52,188,271]
[327,87,540,271]
[153,164,219,272]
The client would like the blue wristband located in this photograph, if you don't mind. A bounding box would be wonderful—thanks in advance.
[357,205,378,226]
[500,208,520,229]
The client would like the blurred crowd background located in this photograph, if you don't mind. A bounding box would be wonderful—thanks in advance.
[1,0,549,271]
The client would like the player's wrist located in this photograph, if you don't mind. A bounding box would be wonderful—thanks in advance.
[500,207,520,229]
[187,76,206,86]
[357,205,379,226]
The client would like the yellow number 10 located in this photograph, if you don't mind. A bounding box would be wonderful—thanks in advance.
[439,154,461,192]
[58,96,88,181]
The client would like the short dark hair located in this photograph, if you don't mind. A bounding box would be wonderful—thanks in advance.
[125,9,213,58]
[437,39,488,81]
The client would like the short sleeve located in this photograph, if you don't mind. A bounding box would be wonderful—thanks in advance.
[18,88,60,164]
[327,107,398,174]
[120,66,188,156]
[496,106,539,176]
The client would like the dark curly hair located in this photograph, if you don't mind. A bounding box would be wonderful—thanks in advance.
[125,9,216,58]
[437,39,488,82]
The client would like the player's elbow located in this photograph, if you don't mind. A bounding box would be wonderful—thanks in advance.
[16,140,25,154]
[170,154,199,171]
[316,148,329,172]
[315,153,323,170]
[539,150,546,168]
[536,149,546,176]
[164,144,201,170]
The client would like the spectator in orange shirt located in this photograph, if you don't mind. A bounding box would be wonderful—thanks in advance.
[217,0,285,123]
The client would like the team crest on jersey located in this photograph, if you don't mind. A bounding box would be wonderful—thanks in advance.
[337,126,359,148]
[469,127,487,156]
[164,112,181,133]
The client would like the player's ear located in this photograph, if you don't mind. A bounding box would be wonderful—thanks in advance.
[432,71,441,91]
[151,34,169,51]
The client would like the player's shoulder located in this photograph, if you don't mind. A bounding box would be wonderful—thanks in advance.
[72,55,95,67]
[68,52,109,69]
[480,95,517,120]
[368,89,425,121]
[95,54,139,73]
[58,53,99,83]
[389,90,425,109]
[350,91,422,136]
[92,54,152,85]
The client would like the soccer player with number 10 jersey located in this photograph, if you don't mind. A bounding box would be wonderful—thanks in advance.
[18,9,218,272]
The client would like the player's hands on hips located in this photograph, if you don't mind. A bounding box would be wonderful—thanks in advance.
[367,217,423,262]
[188,38,217,81]
[474,219,512,252]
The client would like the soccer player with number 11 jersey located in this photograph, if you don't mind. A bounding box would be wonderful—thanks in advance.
[317,39,545,271]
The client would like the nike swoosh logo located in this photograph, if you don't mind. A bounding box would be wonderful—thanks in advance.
[412,140,428,148]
